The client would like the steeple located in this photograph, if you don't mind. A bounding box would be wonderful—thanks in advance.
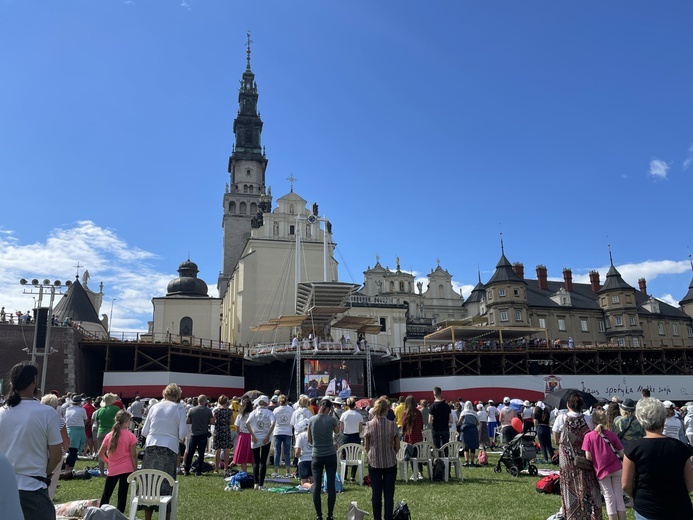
[680,254,693,307]
[219,35,272,294]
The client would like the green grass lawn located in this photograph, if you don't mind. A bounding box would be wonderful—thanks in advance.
[56,453,637,520]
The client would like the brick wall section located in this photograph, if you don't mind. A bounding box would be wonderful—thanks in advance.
[0,324,79,394]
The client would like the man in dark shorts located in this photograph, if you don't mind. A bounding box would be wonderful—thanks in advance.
[428,386,452,449]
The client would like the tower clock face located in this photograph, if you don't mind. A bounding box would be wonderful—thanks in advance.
[307,215,317,224]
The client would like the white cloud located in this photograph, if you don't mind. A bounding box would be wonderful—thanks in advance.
[657,293,679,307]
[649,158,669,180]
[0,221,192,333]
[571,259,690,288]
[684,143,693,171]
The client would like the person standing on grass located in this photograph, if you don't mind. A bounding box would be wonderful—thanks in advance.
[184,394,215,476]
[232,397,254,472]
[64,395,88,473]
[246,395,275,490]
[98,410,137,513]
[0,362,63,520]
[212,395,233,476]
[272,394,294,477]
[365,398,399,520]
[401,395,424,480]
[458,400,480,466]
[294,418,313,489]
[82,397,96,457]
[93,393,120,477]
[308,398,339,520]
[428,386,452,449]
[340,397,365,482]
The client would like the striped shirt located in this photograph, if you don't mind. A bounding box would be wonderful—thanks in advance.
[365,416,398,469]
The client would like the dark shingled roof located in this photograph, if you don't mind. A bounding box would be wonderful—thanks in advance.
[486,254,526,286]
[680,277,693,306]
[597,264,633,293]
[464,281,486,304]
[53,279,101,324]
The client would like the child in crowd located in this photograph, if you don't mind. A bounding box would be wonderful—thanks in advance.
[294,418,313,489]
[98,410,138,513]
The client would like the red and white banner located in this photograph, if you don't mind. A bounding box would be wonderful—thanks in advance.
[103,371,244,400]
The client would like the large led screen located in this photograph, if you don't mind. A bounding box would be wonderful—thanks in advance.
[303,360,364,399]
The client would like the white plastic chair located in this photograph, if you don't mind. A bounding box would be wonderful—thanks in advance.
[410,441,434,481]
[337,443,366,485]
[396,442,409,481]
[422,429,432,443]
[437,441,464,481]
[127,469,178,520]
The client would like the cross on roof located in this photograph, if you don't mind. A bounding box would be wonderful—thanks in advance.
[287,174,297,192]
[73,262,82,278]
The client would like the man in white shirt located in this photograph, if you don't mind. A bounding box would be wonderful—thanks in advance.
[0,362,62,520]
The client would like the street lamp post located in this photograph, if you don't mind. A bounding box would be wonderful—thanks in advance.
[20,278,62,393]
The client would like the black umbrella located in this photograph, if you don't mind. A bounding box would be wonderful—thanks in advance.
[241,389,263,400]
[543,388,598,410]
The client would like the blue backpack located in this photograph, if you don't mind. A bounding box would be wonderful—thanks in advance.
[321,472,343,493]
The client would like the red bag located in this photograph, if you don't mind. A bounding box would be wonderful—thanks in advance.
[477,449,488,465]
[535,474,560,494]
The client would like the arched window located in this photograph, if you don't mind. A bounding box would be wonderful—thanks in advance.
[273,222,279,236]
[289,204,295,214]
[240,202,247,214]
[389,281,395,292]
[243,185,249,194]
[248,186,254,194]
[180,317,193,336]
[229,201,236,214]
[250,202,257,214]
[399,281,405,292]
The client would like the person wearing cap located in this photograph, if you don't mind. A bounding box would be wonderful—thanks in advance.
[622,397,693,520]
[333,397,345,420]
[477,403,490,449]
[522,400,534,433]
[93,393,120,477]
[499,399,518,444]
[612,399,644,450]
[64,395,88,472]
[246,395,275,489]
[294,418,313,488]
[662,400,687,444]
[308,398,340,520]
[271,394,293,478]
[268,394,279,412]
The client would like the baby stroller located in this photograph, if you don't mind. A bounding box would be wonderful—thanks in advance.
[493,431,538,477]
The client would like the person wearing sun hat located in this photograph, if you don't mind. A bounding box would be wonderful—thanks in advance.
[246,395,275,489]
[662,400,687,444]
[612,398,643,450]
[93,393,120,476]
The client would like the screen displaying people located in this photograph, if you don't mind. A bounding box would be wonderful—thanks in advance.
[303,360,364,398]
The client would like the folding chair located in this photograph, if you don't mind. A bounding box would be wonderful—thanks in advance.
[127,469,178,520]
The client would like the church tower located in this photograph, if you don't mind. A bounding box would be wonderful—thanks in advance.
[218,34,271,294]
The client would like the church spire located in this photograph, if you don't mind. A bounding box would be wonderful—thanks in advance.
[246,32,253,71]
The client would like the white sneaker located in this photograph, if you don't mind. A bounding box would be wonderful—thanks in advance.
[409,474,417,481]
[417,472,423,480]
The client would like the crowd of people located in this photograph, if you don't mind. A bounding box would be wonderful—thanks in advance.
[3,362,693,520]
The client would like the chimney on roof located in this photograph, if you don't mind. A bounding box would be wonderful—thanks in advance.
[536,265,548,290]
[512,262,525,280]
[589,270,601,292]
[638,277,647,295]
[562,268,573,292]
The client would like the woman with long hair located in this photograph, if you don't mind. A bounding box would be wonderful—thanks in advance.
[246,395,275,489]
[232,397,254,472]
[365,398,399,520]
[401,395,423,480]
[98,410,137,513]
[582,409,626,520]
[308,398,339,520]
[213,395,233,476]
[554,392,602,520]
[272,394,294,477]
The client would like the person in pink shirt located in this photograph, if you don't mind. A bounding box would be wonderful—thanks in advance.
[582,409,626,520]
[98,410,138,513]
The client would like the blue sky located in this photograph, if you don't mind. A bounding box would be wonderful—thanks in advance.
[1,1,692,332]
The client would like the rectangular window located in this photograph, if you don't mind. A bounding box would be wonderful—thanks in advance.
[629,316,636,326]
[499,289,506,297]
[612,295,620,304]
[379,317,387,332]
[500,311,509,322]
[688,325,693,338]
[581,319,588,332]
[515,311,522,321]
[673,324,679,336]
[539,318,546,329]
[487,291,493,301]
[617,338,626,347]
[598,321,605,333]
[513,289,519,297]
[658,323,664,335]
[558,319,566,331]
[489,311,495,325]
[632,337,640,347]
[289,225,295,235]
[615,316,623,326]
